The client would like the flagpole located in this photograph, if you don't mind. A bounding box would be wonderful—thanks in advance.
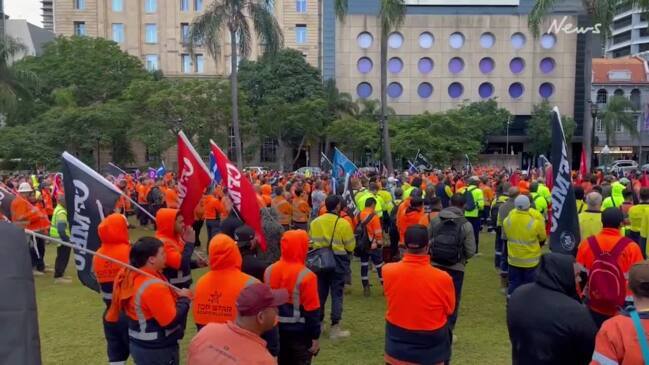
[24,229,182,292]
[122,193,156,222]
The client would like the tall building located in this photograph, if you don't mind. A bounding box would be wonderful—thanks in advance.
[325,0,587,159]
[6,19,55,64]
[605,4,649,58]
[52,0,321,76]
[41,1,54,32]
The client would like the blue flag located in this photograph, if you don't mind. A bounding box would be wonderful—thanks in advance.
[332,148,357,194]
[156,162,166,178]
[208,152,221,185]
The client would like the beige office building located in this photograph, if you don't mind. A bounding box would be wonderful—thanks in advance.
[52,0,321,76]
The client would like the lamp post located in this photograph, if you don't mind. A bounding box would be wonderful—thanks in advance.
[505,115,511,155]
[590,100,599,168]
[602,144,610,175]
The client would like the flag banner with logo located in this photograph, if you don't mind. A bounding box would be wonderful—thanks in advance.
[177,131,212,226]
[332,148,357,194]
[414,150,433,171]
[62,151,122,292]
[147,167,157,180]
[208,151,222,186]
[549,107,580,255]
[210,140,266,251]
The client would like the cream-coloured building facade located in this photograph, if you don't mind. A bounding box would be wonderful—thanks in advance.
[52,0,321,76]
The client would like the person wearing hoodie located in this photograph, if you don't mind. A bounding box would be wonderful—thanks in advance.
[428,193,476,333]
[264,230,321,365]
[235,225,270,282]
[260,184,273,208]
[94,213,132,365]
[602,179,626,210]
[155,208,195,289]
[507,253,597,365]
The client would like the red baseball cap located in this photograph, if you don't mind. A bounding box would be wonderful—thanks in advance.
[236,283,288,316]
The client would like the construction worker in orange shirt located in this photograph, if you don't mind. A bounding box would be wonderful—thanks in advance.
[271,186,292,231]
[291,189,310,231]
[155,208,196,289]
[12,182,50,275]
[358,197,384,297]
[105,237,192,365]
[203,188,224,241]
[94,213,132,364]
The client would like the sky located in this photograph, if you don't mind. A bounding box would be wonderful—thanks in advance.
[5,0,43,27]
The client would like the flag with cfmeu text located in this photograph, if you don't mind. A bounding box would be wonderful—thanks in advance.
[210,140,266,251]
[549,107,580,256]
[177,131,212,226]
[62,151,122,292]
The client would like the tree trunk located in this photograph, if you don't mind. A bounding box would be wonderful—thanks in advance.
[230,30,244,168]
[582,30,594,171]
[380,26,394,173]
[277,135,286,172]
[292,136,306,166]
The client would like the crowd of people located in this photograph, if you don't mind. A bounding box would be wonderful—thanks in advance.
[3,164,649,364]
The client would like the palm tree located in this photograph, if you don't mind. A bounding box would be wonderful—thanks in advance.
[599,95,639,146]
[0,36,37,117]
[189,0,283,168]
[379,0,405,173]
[528,0,619,171]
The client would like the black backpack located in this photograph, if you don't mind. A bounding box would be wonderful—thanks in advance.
[464,187,477,211]
[354,213,375,257]
[431,217,465,266]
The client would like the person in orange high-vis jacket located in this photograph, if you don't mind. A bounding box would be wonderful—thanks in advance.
[137,179,153,227]
[155,208,196,289]
[40,185,54,218]
[359,198,384,296]
[272,187,292,231]
[94,213,132,365]
[105,237,192,365]
[12,182,50,274]
[291,189,310,231]
[397,197,425,248]
[203,189,224,241]
[164,181,179,209]
[383,225,455,365]
[260,184,272,208]
[193,234,257,328]
[192,193,207,247]
[577,208,643,328]
[264,230,322,365]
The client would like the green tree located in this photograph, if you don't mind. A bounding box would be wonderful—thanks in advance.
[528,0,618,169]
[189,0,284,169]
[326,116,379,159]
[527,101,577,155]
[0,36,37,116]
[379,0,406,172]
[599,95,638,146]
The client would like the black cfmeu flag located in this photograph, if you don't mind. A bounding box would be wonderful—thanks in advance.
[0,186,16,219]
[549,107,580,255]
[62,152,121,292]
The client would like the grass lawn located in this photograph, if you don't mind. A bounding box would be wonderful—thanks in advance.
[35,226,511,364]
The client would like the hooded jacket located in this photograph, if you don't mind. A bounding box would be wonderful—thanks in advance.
[155,208,194,288]
[192,234,258,327]
[428,206,476,272]
[507,253,597,365]
[602,182,625,210]
[94,214,132,305]
[264,230,321,339]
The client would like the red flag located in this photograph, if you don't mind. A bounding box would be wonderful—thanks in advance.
[577,149,587,185]
[545,165,553,191]
[642,171,649,188]
[210,140,267,251]
[509,171,520,187]
[177,131,211,226]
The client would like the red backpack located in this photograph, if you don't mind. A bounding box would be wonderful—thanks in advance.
[586,236,631,311]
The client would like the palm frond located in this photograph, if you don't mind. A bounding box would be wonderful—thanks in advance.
[189,3,229,59]
[335,0,349,21]
[235,11,253,59]
[601,95,639,143]
[527,0,557,37]
[248,1,284,55]
[591,0,618,38]
[380,0,406,33]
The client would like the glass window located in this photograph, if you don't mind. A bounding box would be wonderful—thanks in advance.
[509,57,525,74]
[145,24,157,44]
[180,0,190,11]
[418,32,434,49]
[539,57,555,74]
[74,0,86,10]
[261,137,278,162]
[480,32,495,49]
[614,89,624,97]
[145,55,159,71]
[112,0,124,12]
[195,0,204,11]
[296,0,307,13]
[418,82,433,99]
[448,82,463,99]
[295,24,307,44]
[357,82,372,99]
[357,32,373,49]
[596,118,603,132]
[387,82,403,98]
[540,33,557,49]
[631,89,641,109]
[388,32,404,49]
[479,82,494,99]
[449,32,464,49]
[112,23,125,44]
[479,57,494,74]
[144,0,157,13]
[181,23,190,43]
[182,54,192,73]
[509,82,524,99]
[596,89,608,104]
[539,82,554,99]
[195,54,205,73]
[418,57,433,74]
[357,57,373,74]
[448,57,464,74]
[511,32,526,49]
[74,22,86,36]
[388,57,403,74]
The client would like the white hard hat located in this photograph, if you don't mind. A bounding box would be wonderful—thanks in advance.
[17,182,34,193]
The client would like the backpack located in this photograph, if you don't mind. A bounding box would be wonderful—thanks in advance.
[464,187,477,212]
[586,236,631,311]
[431,217,466,266]
[354,213,375,257]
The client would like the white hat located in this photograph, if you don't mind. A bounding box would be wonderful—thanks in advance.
[17,182,34,193]
[514,195,530,210]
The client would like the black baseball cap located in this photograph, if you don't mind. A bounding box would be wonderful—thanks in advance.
[404,225,428,249]
[234,225,256,246]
